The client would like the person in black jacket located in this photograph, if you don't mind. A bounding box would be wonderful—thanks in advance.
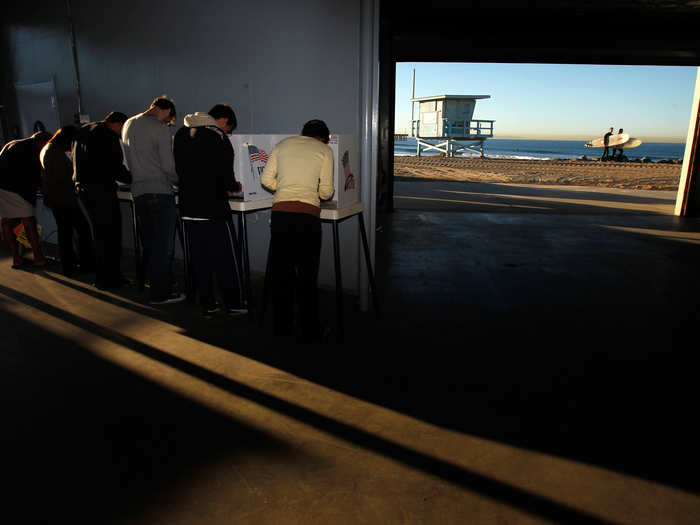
[174,104,245,318]
[73,111,131,289]
[40,126,95,276]
[0,131,51,268]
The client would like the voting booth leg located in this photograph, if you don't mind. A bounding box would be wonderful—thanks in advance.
[332,221,344,341]
[127,200,145,292]
[259,243,273,328]
[358,213,380,316]
[172,214,187,297]
[180,219,195,303]
[237,213,254,320]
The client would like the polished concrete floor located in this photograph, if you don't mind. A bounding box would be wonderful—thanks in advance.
[2,181,700,524]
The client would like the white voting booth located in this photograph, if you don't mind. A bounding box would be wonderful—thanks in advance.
[228,134,359,206]
[226,133,374,334]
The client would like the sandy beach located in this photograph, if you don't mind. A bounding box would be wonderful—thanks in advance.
[394,156,683,191]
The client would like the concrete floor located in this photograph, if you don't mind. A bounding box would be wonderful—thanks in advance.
[2,181,700,524]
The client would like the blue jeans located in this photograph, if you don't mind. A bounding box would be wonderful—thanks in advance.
[134,193,176,301]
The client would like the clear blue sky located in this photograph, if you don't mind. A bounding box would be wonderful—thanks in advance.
[395,62,698,142]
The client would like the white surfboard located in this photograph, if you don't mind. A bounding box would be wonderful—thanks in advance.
[584,132,629,148]
[617,138,642,149]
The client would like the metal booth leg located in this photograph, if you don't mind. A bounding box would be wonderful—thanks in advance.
[130,200,145,292]
[172,212,187,296]
[357,212,380,315]
[259,240,273,328]
[332,220,344,341]
[180,219,195,303]
[237,211,254,320]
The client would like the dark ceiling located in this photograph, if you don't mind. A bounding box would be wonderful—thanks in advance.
[381,1,700,65]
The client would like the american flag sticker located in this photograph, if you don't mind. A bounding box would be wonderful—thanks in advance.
[247,144,269,178]
[248,145,269,164]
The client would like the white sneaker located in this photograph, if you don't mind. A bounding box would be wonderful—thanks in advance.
[149,292,186,305]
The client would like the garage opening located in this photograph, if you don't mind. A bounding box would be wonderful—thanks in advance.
[390,62,697,215]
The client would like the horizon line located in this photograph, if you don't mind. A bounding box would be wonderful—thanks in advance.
[393,132,686,143]
[496,134,686,143]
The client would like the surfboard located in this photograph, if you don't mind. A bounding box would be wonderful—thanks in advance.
[617,138,642,149]
[584,132,629,148]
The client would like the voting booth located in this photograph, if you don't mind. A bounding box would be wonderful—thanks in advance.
[229,134,359,207]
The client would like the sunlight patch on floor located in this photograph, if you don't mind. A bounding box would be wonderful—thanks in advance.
[598,225,700,244]
[437,189,673,213]
[3,273,700,525]
[395,194,549,210]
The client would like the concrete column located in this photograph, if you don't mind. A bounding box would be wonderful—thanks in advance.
[359,0,379,311]
[675,67,700,216]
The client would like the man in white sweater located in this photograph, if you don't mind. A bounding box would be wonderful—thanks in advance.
[261,119,334,342]
[122,97,184,304]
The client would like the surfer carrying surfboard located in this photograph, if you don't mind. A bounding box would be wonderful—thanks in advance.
[584,131,641,155]
[611,128,624,160]
[601,127,614,161]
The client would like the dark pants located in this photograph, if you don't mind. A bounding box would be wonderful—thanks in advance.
[81,190,122,288]
[269,211,321,341]
[50,198,95,276]
[185,219,243,310]
[135,193,176,301]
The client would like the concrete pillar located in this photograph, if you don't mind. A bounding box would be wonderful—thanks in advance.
[359,0,379,311]
[675,67,700,216]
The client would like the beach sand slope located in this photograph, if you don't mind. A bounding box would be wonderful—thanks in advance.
[394,157,682,191]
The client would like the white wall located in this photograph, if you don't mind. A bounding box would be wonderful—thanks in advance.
[3,0,373,293]
[4,0,361,134]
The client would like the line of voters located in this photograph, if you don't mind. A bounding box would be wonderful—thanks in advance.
[0,96,335,343]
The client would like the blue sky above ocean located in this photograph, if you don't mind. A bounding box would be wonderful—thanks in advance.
[396,63,698,142]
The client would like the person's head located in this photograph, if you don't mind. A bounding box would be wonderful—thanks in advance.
[609,127,614,132]
[208,104,237,133]
[301,119,330,144]
[30,130,51,150]
[149,96,177,124]
[618,128,623,133]
[48,125,78,152]
[104,111,128,135]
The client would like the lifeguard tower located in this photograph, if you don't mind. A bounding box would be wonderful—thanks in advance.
[410,95,494,157]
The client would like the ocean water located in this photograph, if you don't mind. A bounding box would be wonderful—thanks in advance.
[394,138,686,162]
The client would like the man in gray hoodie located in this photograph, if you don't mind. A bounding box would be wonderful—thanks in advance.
[122,96,184,304]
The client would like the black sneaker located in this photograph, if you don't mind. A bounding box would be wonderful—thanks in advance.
[149,292,186,305]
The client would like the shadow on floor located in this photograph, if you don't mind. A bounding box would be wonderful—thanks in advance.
[3,184,700,520]
[0,302,301,524]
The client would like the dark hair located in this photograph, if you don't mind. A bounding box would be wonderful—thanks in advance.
[208,104,237,130]
[30,130,52,145]
[151,97,176,119]
[301,119,330,144]
[48,125,78,151]
[104,111,128,124]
